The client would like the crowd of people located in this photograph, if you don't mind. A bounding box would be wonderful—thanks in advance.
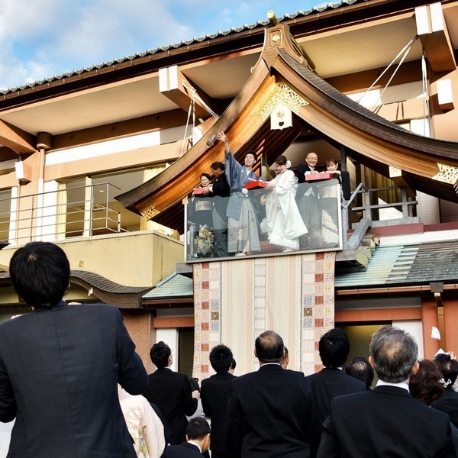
[188,131,348,258]
[1,241,458,457]
[138,327,458,458]
[111,326,458,458]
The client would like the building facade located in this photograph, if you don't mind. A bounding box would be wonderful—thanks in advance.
[0,0,457,375]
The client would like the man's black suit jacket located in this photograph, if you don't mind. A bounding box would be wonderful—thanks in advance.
[201,371,235,454]
[143,368,198,444]
[212,172,230,219]
[432,385,458,428]
[161,442,202,458]
[296,164,319,183]
[0,302,148,458]
[226,363,313,458]
[305,367,366,457]
[318,385,456,458]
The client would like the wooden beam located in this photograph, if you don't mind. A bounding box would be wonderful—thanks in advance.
[335,307,422,322]
[159,65,215,119]
[153,316,194,328]
[0,120,35,154]
[52,109,189,151]
[416,4,456,73]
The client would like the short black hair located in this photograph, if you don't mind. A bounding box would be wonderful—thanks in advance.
[209,345,233,373]
[150,341,171,368]
[319,328,350,367]
[245,150,257,162]
[9,242,70,309]
[211,161,225,171]
[255,330,284,363]
[345,356,374,389]
[186,417,210,440]
[434,353,458,385]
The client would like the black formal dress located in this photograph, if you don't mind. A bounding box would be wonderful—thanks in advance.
[143,368,198,445]
[162,441,203,458]
[432,385,458,428]
[305,367,366,458]
[211,171,230,256]
[226,363,313,458]
[318,385,456,458]
[201,371,235,457]
[0,302,148,458]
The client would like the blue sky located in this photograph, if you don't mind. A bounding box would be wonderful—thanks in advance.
[0,0,323,91]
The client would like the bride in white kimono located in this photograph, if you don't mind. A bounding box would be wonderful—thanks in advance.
[266,155,308,251]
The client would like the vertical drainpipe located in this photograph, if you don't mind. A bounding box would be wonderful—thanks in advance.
[35,132,52,241]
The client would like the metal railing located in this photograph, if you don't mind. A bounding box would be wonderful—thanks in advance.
[342,183,418,248]
[0,182,128,246]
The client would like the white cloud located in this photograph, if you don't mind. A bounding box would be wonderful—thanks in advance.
[0,0,318,91]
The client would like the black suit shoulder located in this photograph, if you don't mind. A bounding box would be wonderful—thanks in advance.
[161,442,202,458]
[213,172,230,197]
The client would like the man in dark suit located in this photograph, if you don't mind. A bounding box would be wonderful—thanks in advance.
[0,242,148,458]
[226,330,314,458]
[281,346,305,376]
[143,341,199,445]
[318,326,456,458]
[296,151,321,249]
[209,161,231,257]
[201,344,236,458]
[345,355,374,390]
[305,328,366,457]
[162,417,210,458]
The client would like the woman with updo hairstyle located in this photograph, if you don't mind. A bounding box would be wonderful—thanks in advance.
[265,155,308,252]
[410,359,458,451]
[409,359,444,406]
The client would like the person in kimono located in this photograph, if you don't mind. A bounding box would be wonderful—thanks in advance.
[265,155,308,251]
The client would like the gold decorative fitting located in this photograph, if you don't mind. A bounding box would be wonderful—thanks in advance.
[271,32,281,44]
[257,83,308,121]
[432,163,458,185]
[141,205,160,220]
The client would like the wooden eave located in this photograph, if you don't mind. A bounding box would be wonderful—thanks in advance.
[117,21,458,234]
[0,120,35,154]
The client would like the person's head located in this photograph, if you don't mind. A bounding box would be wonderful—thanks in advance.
[200,173,211,187]
[305,152,318,168]
[409,359,444,406]
[255,330,284,364]
[9,242,70,309]
[150,341,172,369]
[209,344,233,373]
[186,417,211,452]
[281,346,290,369]
[274,155,289,173]
[229,358,236,374]
[211,161,225,178]
[345,356,374,389]
[434,353,458,386]
[370,326,418,383]
[244,150,257,169]
[319,328,350,368]
[326,158,338,171]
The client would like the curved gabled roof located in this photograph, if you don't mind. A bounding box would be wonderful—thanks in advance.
[116,19,458,233]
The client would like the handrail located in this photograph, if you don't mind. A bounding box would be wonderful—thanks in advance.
[0,182,128,246]
[341,183,417,249]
